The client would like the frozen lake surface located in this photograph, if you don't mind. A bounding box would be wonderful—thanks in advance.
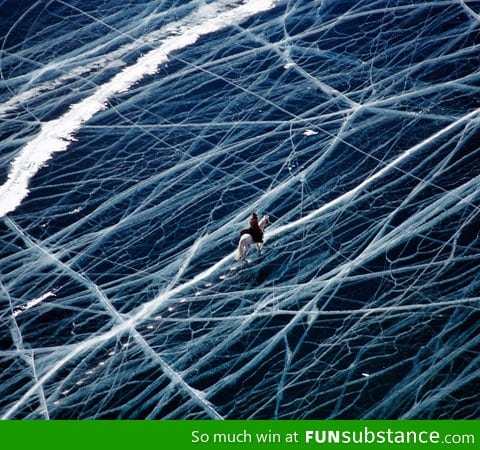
[0,0,479,419]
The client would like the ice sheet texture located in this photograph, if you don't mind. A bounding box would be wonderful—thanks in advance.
[1,0,479,419]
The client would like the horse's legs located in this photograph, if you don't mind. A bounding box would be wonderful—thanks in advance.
[256,243,263,254]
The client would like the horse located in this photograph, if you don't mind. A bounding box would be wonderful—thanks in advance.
[235,215,270,261]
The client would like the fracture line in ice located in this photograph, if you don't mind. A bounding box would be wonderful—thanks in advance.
[267,105,480,239]
[4,99,479,418]
[457,0,480,22]
[3,195,243,417]
[234,22,360,109]
[163,297,480,322]
[169,164,480,392]
[170,36,480,220]
[3,0,479,419]
[30,351,50,420]
[2,278,50,419]
[120,110,480,330]
[0,0,276,218]
[376,333,480,419]
[0,1,253,117]
[3,218,223,420]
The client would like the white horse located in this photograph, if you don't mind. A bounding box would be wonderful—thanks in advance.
[235,215,270,261]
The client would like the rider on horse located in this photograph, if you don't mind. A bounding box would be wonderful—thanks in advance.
[240,212,264,243]
[236,212,270,260]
